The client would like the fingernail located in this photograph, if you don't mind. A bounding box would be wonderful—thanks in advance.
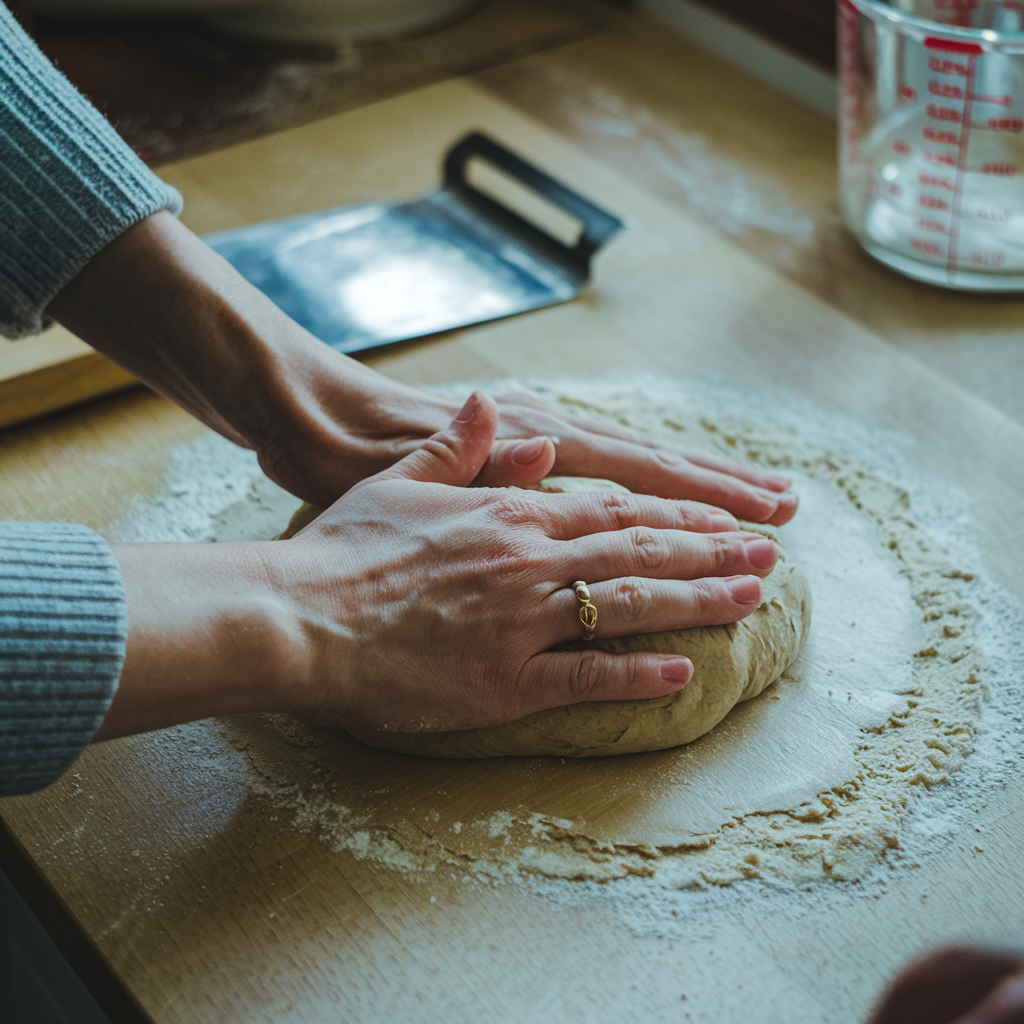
[754,488,780,516]
[744,536,776,570]
[767,474,792,490]
[727,575,762,603]
[660,658,693,686]
[511,437,549,466]
[454,393,480,423]
[709,510,738,531]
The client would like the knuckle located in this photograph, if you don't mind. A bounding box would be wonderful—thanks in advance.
[497,388,535,405]
[483,536,545,577]
[692,578,725,616]
[602,492,640,530]
[629,526,667,571]
[615,578,652,621]
[489,493,545,530]
[419,436,461,467]
[710,535,734,572]
[680,501,714,531]
[653,447,686,470]
[568,651,605,699]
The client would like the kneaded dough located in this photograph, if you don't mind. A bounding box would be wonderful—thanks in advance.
[280,477,812,758]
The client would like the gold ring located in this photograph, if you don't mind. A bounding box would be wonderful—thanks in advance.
[573,580,598,641]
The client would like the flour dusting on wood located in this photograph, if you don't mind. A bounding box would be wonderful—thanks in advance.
[110,377,1024,901]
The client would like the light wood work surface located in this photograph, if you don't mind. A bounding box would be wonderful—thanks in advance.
[1,16,1023,1024]
[478,17,1024,426]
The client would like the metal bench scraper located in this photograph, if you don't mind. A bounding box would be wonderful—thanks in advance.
[205,132,624,355]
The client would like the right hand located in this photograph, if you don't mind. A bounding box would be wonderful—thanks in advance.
[271,391,780,734]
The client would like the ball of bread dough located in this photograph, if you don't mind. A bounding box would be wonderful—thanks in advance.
[279,477,812,758]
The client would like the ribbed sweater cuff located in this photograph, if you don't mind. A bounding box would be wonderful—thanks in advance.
[0,523,127,797]
[0,4,183,339]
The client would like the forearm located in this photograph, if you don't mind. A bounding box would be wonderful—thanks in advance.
[46,212,459,505]
[96,541,307,742]
[47,212,395,449]
[45,216,795,522]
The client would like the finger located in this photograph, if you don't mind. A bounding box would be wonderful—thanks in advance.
[517,649,693,712]
[369,391,498,488]
[676,450,791,492]
[513,489,738,539]
[559,528,778,585]
[472,436,557,488]
[546,574,763,646]
[764,488,799,527]
[549,434,794,523]
[493,391,792,491]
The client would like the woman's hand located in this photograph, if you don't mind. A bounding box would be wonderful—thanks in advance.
[49,213,796,525]
[269,377,798,527]
[98,393,778,742]
[274,391,778,732]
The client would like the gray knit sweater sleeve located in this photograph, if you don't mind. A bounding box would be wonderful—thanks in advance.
[0,7,161,795]
[0,2,183,339]
[0,524,126,797]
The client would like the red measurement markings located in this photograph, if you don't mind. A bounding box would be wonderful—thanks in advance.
[911,238,945,255]
[984,117,1024,132]
[930,81,964,99]
[920,195,951,210]
[918,219,949,233]
[900,85,918,101]
[924,150,957,166]
[839,0,860,162]
[924,126,961,144]
[981,162,1017,175]
[928,104,963,122]
[925,37,984,55]
[894,140,910,154]
[929,57,971,76]
[946,49,979,277]
[919,173,954,189]
[975,94,1012,106]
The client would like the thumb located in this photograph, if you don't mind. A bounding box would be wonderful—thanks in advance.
[372,391,499,487]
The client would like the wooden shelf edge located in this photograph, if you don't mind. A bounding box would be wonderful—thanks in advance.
[0,349,140,432]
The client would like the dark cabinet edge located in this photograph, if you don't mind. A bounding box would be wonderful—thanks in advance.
[0,816,154,1024]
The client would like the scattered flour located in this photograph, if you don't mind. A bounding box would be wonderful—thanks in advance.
[111,377,1024,913]
[542,70,815,239]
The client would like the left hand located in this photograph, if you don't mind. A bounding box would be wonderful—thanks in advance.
[274,379,798,525]
[49,212,796,525]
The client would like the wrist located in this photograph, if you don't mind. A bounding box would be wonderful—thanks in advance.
[45,211,330,452]
[96,541,310,741]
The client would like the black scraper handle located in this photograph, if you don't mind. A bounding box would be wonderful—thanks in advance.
[442,131,624,282]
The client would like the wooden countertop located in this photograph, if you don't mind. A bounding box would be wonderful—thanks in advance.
[2,14,1023,1024]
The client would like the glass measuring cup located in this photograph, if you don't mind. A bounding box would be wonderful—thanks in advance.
[840,0,1024,290]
